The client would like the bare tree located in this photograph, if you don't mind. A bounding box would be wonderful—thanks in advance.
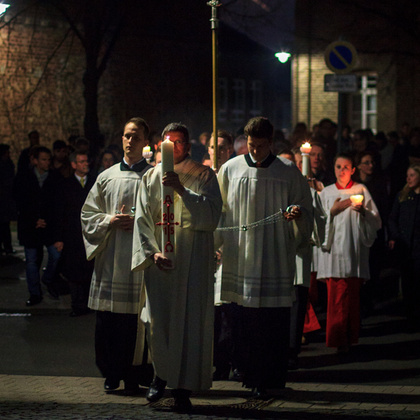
[50,0,128,154]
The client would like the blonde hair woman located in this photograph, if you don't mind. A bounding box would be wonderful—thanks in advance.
[388,164,420,332]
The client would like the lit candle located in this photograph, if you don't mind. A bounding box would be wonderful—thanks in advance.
[300,142,312,177]
[350,194,364,205]
[142,145,153,161]
[160,138,175,266]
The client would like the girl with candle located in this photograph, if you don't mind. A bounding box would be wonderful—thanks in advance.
[388,164,420,332]
[317,153,381,354]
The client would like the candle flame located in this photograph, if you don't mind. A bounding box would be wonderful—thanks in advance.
[300,142,312,154]
[350,194,364,205]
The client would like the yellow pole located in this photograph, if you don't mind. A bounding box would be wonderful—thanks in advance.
[208,1,221,170]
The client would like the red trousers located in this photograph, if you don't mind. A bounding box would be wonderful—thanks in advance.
[326,277,363,348]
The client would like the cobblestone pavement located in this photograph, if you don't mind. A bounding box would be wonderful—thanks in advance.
[2,229,420,419]
[1,375,420,419]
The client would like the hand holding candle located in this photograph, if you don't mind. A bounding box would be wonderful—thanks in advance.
[142,145,153,161]
[300,141,312,177]
[350,194,365,215]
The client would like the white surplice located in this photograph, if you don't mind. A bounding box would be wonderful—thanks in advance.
[132,157,222,391]
[81,163,150,314]
[295,188,327,287]
[217,155,314,308]
[317,182,382,280]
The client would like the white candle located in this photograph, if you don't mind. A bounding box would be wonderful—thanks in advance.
[350,194,364,205]
[300,142,312,177]
[161,138,175,265]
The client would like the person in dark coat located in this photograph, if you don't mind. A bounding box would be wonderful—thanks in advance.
[388,163,420,332]
[14,146,64,306]
[60,151,96,316]
[17,130,40,175]
[0,144,16,254]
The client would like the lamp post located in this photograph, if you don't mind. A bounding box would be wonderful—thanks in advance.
[0,4,10,17]
[208,0,221,171]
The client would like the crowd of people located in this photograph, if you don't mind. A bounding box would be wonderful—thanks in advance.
[0,115,419,412]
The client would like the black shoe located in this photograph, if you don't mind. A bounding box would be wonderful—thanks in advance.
[69,308,92,317]
[44,283,59,300]
[251,387,269,400]
[231,368,244,382]
[124,380,140,395]
[172,389,192,413]
[288,357,299,370]
[104,378,120,391]
[146,376,167,402]
[26,295,43,306]
[213,368,230,381]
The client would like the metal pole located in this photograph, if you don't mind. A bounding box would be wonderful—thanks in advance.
[208,0,220,170]
[337,92,343,154]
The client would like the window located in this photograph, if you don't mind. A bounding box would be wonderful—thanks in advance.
[232,79,246,123]
[249,80,263,117]
[350,75,377,132]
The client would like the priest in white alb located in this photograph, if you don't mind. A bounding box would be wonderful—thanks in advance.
[132,122,222,412]
[217,117,313,399]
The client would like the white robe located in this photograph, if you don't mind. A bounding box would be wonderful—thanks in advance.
[295,188,327,287]
[317,182,382,280]
[132,157,222,391]
[81,163,150,314]
[217,154,314,308]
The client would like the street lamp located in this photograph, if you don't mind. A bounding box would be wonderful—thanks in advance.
[0,3,10,17]
[275,52,291,64]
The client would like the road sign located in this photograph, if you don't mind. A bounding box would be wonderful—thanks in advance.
[324,41,358,74]
[324,74,358,93]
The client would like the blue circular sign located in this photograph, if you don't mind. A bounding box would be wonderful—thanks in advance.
[324,41,358,74]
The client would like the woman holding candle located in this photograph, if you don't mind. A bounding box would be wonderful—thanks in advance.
[388,164,420,332]
[317,153,381,353]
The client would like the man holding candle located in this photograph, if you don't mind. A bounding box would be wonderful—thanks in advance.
[81,117,153,394]
[132,122,222,412]
[216,116,313,399]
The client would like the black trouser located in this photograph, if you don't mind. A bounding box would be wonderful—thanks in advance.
[401,257,420,324]
[95,311,141,384]
[214,303,246,377]
[0,222,12,251]
[289,286,309,357]
[241,307,290,389]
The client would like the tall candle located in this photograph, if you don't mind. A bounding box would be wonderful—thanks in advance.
[300,142,312,177]
[160,138,175,265]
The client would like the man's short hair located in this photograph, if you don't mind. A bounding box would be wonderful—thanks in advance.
[69,150,88,163]
[53,140,67,150]
[125,117,150,139]
[162,122,190,143]
[212,129,233,147]
[31,145,51,159]
[28,130,39,138]
[244,117,274,140]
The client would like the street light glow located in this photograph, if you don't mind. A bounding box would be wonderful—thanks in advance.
[275,52,291,63]
[0,3,10,16]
